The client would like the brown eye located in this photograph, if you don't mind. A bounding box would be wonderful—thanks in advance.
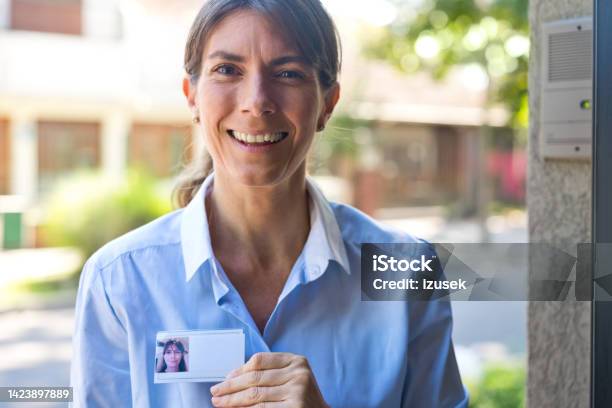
[277,70,304,79]
[214,64,238,75]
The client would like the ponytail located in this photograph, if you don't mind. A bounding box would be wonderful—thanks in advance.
[172,147,213,208]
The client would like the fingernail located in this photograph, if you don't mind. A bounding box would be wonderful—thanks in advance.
[210,385,219,395]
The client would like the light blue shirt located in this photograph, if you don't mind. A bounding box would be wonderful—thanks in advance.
[70,172,468,407]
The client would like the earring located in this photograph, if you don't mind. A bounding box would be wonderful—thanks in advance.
[192,116,200,124]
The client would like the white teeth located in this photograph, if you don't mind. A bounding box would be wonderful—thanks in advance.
[230,131,286,144]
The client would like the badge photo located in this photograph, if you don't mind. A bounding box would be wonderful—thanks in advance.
[154,329,245,383]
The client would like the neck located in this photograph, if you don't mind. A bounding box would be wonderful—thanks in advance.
[207,167,310,273]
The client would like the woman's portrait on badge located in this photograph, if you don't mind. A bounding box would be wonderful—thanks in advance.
[71,0,469,407]
[155,337,189,374]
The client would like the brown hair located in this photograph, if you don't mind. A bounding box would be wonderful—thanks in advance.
[173,0,342,208]
[157,339,188,373]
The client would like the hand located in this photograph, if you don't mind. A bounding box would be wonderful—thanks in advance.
[210,352,329,408]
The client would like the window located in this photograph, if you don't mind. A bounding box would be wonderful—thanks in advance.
[129,124,193,178]
[10,0,82,35]
[37,120,100,193]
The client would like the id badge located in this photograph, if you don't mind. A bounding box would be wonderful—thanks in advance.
[154,329,245,383]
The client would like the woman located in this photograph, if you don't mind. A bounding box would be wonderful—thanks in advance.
[156,339,188,373]
[71,0,468,407]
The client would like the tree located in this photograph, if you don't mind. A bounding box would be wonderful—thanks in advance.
[363,0,529,132]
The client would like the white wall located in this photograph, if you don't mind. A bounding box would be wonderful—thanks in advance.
[83,0,123,40]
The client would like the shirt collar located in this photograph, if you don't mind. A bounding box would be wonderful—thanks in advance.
[302,176,351,280]
[180,172,351,285]
[180,172,216,283]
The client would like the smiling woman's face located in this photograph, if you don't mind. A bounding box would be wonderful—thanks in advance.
[188,9,339,186]
[163,343,182,368]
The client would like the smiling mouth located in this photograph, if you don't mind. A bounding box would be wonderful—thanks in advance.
[227,129,289,145]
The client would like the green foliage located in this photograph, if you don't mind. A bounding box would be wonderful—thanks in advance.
[467,363,526,408]
[43,169,172,260]
[363,0,529,130]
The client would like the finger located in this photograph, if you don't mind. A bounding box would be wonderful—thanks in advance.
[218,402,292,408]
[211,368,291,397]
[228,353,295,378]
[211,384,288,407]
[242,402,293,408]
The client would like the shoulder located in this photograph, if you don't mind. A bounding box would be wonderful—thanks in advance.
[87,208,184,270]
[329,201,428,245]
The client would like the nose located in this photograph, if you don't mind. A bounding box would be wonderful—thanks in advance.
[239,74,276,117]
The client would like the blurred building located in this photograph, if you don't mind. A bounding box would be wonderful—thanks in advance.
[342,63,516,215]
[331,13,524,216]
[0,0,525,247]
[0,0,201,247]
[0,0,197,199]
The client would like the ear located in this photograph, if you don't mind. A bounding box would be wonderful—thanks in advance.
[317,82,341,130]
[182,75,198,113]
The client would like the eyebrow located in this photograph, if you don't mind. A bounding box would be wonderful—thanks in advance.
[207,51,310,66]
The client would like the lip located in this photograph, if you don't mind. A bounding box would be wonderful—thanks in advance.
[226,129,289,152]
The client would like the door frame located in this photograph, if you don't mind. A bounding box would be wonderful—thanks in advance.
[592,0,612,406]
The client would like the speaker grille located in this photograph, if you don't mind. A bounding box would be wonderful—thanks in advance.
[548,30,592,82]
